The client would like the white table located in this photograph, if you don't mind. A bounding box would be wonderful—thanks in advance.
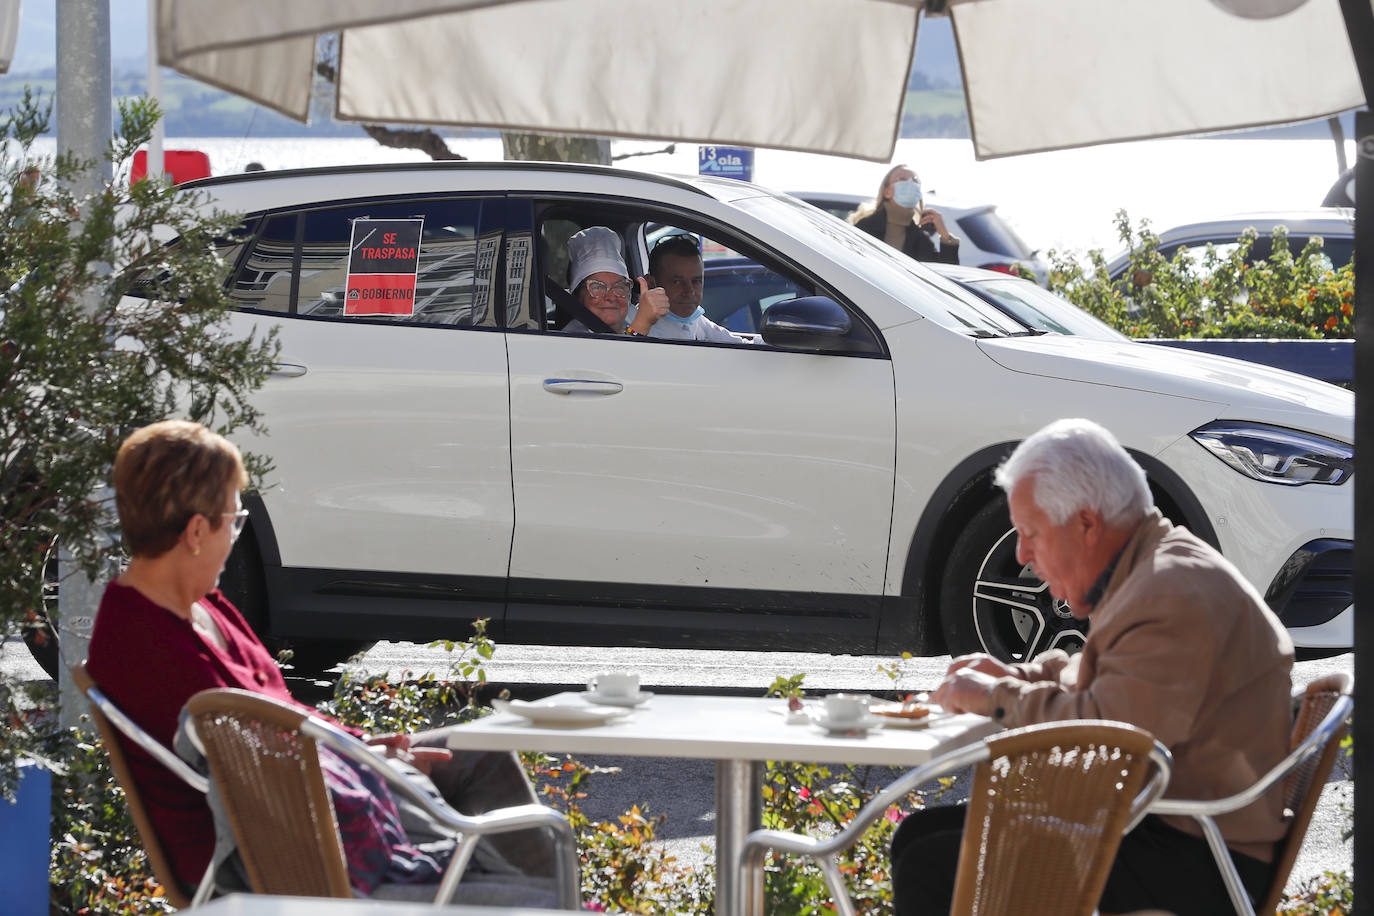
[430,692,998,916]
[193,894,571,915]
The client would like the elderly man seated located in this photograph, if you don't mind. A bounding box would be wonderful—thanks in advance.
[892,417,1293,916]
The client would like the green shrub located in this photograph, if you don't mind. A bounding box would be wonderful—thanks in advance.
[1048,210,1354,340]
[0,85,278,798]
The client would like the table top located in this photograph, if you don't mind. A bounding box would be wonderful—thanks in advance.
[194,894,569,915]
[428,692,998,766]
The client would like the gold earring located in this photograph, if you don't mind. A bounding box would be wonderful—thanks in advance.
[192,546,201,557]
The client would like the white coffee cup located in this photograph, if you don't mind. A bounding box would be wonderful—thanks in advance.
[822,693,869,725]
[587,672,639,698]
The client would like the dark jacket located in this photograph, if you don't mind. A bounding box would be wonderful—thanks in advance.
[854,208,960,264]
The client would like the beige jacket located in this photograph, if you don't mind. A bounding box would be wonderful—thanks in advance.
[987,510,1294,861]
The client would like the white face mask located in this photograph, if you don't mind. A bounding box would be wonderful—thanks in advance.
[891,178,922,209]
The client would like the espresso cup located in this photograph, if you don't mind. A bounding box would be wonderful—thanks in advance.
[822,693,869,725]
[587,672,639,698]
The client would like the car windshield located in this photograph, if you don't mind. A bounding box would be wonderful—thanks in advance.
[961,277,1128,340]
[733,193,1033,338]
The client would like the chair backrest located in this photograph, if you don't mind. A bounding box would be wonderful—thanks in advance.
[183,688,353,899]
[1257,672,1352,915]
[950,720,1168,916]
[71,662,204,910]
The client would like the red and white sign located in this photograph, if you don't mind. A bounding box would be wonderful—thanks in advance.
[345,218,423,316]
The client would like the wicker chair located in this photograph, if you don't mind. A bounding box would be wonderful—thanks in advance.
[71,662,216,909]
[739,720,1172,916]
[1150,672,1353,916]
[183,687,581,907]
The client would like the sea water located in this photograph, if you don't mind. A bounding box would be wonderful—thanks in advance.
[26,134,1355,259]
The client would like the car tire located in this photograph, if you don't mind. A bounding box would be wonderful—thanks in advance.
[21,544,61,679]
[938,495,1087,662]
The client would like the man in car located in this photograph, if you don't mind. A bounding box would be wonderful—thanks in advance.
[561,226,670,335]
[892,418,1294,916]
[634,234,744,342]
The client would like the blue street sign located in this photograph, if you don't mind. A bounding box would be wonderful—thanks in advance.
[698,146,754,182]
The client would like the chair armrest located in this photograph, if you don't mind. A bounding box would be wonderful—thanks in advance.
[300,716,581,909]
[1150,694,1351,818]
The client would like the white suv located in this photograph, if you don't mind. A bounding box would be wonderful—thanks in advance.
[162,162,1352,671]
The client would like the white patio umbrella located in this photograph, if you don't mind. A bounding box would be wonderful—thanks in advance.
[157,0,1370,162]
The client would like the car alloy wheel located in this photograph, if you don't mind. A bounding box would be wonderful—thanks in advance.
[939,496,1088,662]
[971,527,1087,661]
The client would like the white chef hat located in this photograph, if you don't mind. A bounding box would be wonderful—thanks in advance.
[568,226,628,291]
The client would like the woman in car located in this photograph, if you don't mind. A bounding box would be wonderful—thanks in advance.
[561,225,670,334]
[86,419,555,903]
[850,164,961,264]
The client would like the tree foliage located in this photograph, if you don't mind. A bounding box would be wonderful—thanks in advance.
[0,89,279,794]
[1047,210,1355,340]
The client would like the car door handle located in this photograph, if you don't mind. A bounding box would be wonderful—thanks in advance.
[271,362,308,378]
[542,378,624,396]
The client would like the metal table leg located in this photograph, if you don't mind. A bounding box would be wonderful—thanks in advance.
[715,758,763,916]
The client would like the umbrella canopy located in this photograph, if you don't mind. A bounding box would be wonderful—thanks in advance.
[157,0,1369,163]
[156,0,924,162]
[949,0,1368,158]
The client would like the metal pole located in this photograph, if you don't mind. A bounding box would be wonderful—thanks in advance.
[54,0,112,730]
[1335,0,1373,911]
[1351,105,1371,916]
[715,759,763,916]
[147,0,163,180]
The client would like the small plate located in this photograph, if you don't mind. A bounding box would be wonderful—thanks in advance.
[870,701,943,729]
[492,698,633,726]
[871,711,938,729]
[582,690,654,708]
[810,711,884,735]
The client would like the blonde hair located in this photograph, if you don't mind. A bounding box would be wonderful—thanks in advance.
[848,163,918,224]
[113,420,248,557]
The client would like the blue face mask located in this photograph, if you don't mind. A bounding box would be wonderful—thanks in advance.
[891,178,922,209]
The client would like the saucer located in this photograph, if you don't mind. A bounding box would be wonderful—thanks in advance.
[810,711,883,734]
[582,690,653,708]
[492,698,633,726]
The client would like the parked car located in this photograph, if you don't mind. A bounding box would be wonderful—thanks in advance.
[789,190,1051,284]
[1104,208,1355,281]
[112,163,1350,673]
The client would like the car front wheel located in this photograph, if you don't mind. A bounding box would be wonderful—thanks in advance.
[938,496,1087,662]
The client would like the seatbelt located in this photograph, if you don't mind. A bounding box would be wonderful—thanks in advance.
[545,280,614,334]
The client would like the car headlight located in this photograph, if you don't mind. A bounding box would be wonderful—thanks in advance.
[1190,421,1353,486]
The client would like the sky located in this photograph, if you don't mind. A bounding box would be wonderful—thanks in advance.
[8,0,149,72]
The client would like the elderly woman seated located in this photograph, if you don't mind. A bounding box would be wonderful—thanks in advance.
[561,225,670,335]
[86,420,557,904]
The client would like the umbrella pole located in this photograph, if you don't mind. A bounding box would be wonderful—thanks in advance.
[1337,2,1372,914]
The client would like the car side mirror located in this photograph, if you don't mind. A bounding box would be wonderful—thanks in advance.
[760,296,852,350]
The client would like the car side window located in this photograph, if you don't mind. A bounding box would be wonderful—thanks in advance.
[230,214,296,313]
[229,198,498,326]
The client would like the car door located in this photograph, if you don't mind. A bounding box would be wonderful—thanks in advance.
[224,195,512,632]
[503,209,897,651]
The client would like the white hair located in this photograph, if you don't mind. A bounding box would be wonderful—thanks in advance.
[994,419,1152,527]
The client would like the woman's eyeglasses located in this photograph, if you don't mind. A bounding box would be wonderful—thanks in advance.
[585,278,632,301]
[222,509,250,539]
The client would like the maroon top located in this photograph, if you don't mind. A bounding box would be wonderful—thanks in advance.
[86,580,357,889]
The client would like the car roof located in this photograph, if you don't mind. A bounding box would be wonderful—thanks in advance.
[1153,208,1355,242]
[180,159,720,199]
